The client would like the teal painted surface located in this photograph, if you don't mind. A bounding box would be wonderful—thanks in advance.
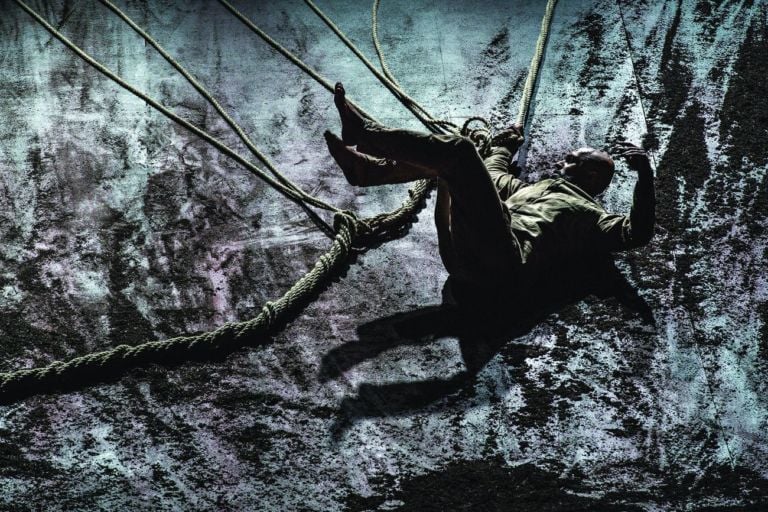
[0,0,766,509]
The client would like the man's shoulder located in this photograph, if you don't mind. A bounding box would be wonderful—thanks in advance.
[507,178,605,211]
[511,177,557,195]
[550,179,604,205]
[526,178,598,201]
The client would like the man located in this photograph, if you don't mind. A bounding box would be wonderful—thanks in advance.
[324,83,655,304]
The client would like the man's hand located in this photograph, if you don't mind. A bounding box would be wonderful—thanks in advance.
[491,123,525,154]
[611,141,652,173]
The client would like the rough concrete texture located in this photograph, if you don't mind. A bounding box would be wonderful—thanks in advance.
[1,0,767,510]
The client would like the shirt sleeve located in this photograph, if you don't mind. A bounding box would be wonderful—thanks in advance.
[484,146,528,201]
[595,168,656,251]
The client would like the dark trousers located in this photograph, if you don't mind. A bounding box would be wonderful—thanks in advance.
[355,119,524,289]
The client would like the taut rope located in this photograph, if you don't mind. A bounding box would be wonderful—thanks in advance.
[2,0,557,403]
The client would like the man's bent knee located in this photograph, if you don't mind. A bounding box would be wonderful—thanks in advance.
[438,137,489,184]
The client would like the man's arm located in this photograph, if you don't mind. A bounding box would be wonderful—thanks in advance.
[596,142,656,250]
[485,125,528,201]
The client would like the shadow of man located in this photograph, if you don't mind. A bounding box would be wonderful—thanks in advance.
[322,253,655,440]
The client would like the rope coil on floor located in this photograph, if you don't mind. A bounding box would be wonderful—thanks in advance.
[1,0,557,403]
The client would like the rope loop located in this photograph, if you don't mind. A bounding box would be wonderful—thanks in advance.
[460,116,494,157]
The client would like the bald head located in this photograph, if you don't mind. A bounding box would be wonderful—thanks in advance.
[555,147,615,196]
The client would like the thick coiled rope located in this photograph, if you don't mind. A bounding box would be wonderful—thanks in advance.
[0,212,362,403]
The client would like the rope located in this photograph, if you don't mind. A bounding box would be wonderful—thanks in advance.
[216,0,437,217]
[517,0,558,129]
[214,0,437,216]
[96,0,338,214]
[371,0,402,89]
[461,117,493,157]
[303,0,451,135]
[11,0,330,216]
[216,0,373,123]
[616,0,658,169]
[1,0,430,403]
[2,0,559,403]
[370,0,457,133]
[0,212,361,404]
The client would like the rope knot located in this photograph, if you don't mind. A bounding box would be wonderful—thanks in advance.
[261,300,278,327]
[334,210,372,238]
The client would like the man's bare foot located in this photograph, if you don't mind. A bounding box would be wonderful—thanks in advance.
[325,130,359,185]
[325,130,396,187]
[333,82,366,146]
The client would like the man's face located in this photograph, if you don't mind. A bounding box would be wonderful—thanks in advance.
[555,150,580,178]
[554,147,615,195]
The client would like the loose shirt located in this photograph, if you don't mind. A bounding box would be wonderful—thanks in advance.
[489,153,655,286]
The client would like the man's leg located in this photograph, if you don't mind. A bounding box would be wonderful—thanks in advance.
[434,178,456,275]
[326,88,519,286]
[326,129,518,285]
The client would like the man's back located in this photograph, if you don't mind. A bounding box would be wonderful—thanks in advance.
[500,176,655,283]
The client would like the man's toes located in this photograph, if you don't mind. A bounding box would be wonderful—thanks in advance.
[334,82,346,111]
[332,82,365,146]
[324,130,346,156]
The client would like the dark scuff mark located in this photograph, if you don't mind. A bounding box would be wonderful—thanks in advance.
[43,0,77,48]
[707,56,728,84]
[576,13,605,90]
[516,360,556,429]
[654,101,709,233]
[104,209,156,346]
[344,459,768,511]
[481,25,510,62]
[720,11,768,238]
[694,0,738,42]
[491,69,527,126]
[720,11,768,167]
[647,0,692,145]
[654,101,711,318]
[298,82,321,130]
[232,422,275,469]
[608,88,643,145]
[475,25,510,91]
[276,9,310,57]
[741,175,768,239]
[227,246,268,320]
[349,459,632,512]
[0,406,57,483]
[694,0,717,18]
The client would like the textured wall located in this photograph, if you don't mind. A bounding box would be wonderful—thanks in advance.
[1,0,767,510]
